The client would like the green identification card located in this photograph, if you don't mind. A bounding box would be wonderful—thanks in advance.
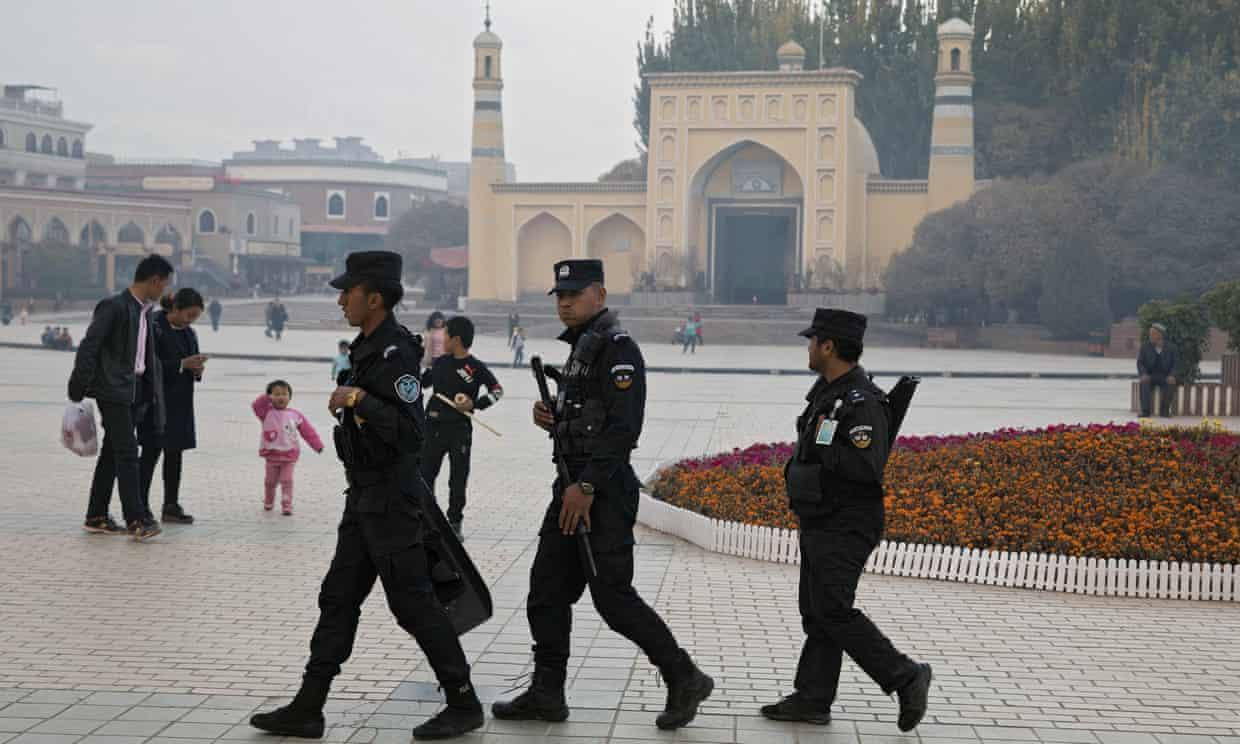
[815,416,838,446]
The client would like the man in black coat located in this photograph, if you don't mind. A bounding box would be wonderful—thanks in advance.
[1138,322,1178,417]
[764,308,931,732]
[67,254,174,541]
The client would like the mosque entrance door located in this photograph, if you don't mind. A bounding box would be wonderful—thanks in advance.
[712,205,797,305]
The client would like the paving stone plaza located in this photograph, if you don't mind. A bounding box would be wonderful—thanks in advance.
[0,311,1237,744]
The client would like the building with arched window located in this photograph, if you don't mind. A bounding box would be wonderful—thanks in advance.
[0,85,91,190]
[223,136,447,282]
[468,15,980,307]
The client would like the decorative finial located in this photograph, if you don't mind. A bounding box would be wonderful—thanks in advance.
[484,0,492,31]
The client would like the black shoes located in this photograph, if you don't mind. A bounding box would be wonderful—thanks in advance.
[162,505,194,524]
[249,705,325,739]
[83,516,126,535]
[656,657,714,730]
[492,666,570,722]
[412,683,484,740]
[128,518,162,542]
[897,663,933,732]
[760,692,832,725]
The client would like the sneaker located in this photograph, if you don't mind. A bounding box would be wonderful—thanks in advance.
[264,501,274,511]
[129,518,163,542]
[282,508,293,516]
[83,516,127,535]
[162,505,194,524]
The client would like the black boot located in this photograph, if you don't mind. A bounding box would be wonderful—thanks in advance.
[249,706,325,739]
[162,504,194,524]
[655,652,714,730]
[411,682,483,740]
[250,676,328,738]
[760,692,831,725]
[491,665,569,722]
[897,663,933,732]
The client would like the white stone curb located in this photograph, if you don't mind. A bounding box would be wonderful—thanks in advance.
[637,490,1240,602]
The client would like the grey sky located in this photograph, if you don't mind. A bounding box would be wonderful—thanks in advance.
[4,0,671,181]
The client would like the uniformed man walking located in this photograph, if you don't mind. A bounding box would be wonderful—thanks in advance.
[763,308,932,731]
[492,258,714,731]
[250,251,483,740]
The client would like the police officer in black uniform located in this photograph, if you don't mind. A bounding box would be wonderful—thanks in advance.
[492,258,714,731]
[762,308,932,732]
[250,251,483,741]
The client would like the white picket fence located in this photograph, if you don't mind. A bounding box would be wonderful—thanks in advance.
[637,493,1239,602]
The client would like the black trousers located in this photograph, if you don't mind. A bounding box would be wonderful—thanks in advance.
[88,395,151,524]
[795,498,918,704]
[305,490,470,688]
[527,482,683,676]
[140,444,183,513]
[420,422,472,523]
[1139,376,1174,417]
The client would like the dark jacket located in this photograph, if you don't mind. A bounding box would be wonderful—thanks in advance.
[786,366,890,526]
[68,290,166,433]
[336,314,427,518]
[140,311,200,451]
[1137,341,1177,379]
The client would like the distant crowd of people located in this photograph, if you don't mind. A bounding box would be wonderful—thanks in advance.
[41,325,75,350]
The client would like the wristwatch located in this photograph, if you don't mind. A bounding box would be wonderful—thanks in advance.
[345,390,360,408]
[578,482,596,497]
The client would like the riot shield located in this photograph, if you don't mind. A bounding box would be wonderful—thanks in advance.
[418,480,493,636]
[886,375,920,447]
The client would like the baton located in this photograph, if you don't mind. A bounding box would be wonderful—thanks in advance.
[433,393,503,437]
[530,355,598,580]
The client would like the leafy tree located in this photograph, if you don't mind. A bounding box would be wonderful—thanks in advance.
[599,153,647,182]
[1202,280,1240,353]
[384,200,468,279]
[1137,300,1210,385]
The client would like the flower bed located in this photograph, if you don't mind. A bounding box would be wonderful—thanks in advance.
[648,422,1240,564]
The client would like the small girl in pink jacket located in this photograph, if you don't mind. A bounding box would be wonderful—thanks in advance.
[252,379,324,515]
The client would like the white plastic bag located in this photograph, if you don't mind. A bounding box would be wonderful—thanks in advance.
[61,401,99,457]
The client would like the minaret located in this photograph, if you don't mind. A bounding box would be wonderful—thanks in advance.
[926,11,976,213]
[468,3,507,300]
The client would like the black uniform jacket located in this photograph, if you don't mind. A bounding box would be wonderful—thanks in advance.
[786,365,891,526]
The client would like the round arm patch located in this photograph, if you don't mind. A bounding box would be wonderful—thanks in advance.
[611,363,636,391]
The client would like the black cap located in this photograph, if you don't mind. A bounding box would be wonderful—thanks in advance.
[798,308,867,343]
[548,259,604,294]
[329,250,403,290]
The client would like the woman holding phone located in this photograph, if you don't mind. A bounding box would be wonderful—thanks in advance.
[140,288,208,524]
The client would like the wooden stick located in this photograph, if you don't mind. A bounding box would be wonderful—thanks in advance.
[434,393,503,437]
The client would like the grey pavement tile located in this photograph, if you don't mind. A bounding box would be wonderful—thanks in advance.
[177,709,252,725]
[92,721,169,738]
[0,722,41,735]
[28,720,102,737]
[15,695,88,707]
[80,695,147,709]
[76,737,150,744]
[142,696,208,709]
[157,723,234,739]
[1154,737,1220,744]
[1095,735,1162,744]
[8,735,85,744]
[51,710,127,723]
[0,707,69,721]
[116,708,188,723]
[1032,730,1102,743]
[199,697,262,711]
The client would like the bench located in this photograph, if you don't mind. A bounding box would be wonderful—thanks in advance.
[1129,381,1240,417]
